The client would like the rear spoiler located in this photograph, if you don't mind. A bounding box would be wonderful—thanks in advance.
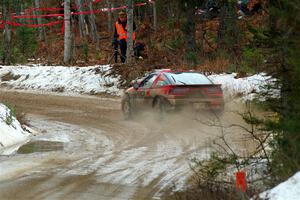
[171,84,222,88]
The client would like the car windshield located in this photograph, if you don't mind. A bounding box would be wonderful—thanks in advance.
[140,74,158,88]
[165,72,212,85]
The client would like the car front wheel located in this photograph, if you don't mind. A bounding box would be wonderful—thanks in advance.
[122,95,132,119]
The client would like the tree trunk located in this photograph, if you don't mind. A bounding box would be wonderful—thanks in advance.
[34,0,46,41]
[88,0,100,50]
[106,0,113,33]
[2,0,11,65]
[126,0,134,64]
[76,0,88,38]
[152,0,157,31]
[20,4,25,24]
[218,1,229,49]
[217,1,240,55]
[185,4,196,52]
[12,0,23,23]
[113,0,120,22]
[182,2,196,65]
[64,0,73,64]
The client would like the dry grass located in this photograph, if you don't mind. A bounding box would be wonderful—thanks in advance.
[107,63,159,88]
[1,72,21,82]
[195,57,231,73]
[163,185,246,200]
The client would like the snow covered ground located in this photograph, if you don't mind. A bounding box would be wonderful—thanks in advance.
[0,103,30,155]
[258,172,300,200]
[0,65,277,100]
[209,73,278,100]
[0,65,120,95]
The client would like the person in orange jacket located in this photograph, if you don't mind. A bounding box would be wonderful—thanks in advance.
[112,11,136,63]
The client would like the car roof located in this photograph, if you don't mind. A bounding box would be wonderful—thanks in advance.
[153,69,204,75]
[147,69,208,79]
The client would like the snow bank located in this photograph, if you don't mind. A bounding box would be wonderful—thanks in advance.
[0,65,121,95]
[0,65,276,99]
[258,172,300,200]
[0,104,30,155]
[209,73,278,100]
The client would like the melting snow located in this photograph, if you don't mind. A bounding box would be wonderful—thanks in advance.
[209,73,278,100]
[258,172,300,200]
[0,103,30,155]
[0,65,120,95]
[0,65,277,100]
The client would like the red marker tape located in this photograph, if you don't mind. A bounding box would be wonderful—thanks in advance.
[236,171,247,192]
[2,1,149,29]
[0,20,4,29]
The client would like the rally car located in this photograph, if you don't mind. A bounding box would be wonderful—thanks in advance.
[121,69,224,119]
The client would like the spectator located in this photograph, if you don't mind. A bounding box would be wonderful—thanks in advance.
[113,11,136,63]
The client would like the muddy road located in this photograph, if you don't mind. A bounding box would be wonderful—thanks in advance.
[0,90,249,200]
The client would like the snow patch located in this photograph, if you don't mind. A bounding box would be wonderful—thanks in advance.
[208,73,278,100]
[258,172,300,200]
[0,65,121,96]
[0,103,30,155]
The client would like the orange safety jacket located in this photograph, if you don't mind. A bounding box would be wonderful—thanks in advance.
[115,21,136,41]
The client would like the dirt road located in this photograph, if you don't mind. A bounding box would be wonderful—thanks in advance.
[0,90,249,200]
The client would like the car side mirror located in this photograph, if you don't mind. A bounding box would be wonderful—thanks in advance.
[133,81,139,90]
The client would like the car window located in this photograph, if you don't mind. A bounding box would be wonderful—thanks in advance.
[154,74,170,87]
[140,74,158,88]
[165,72,212,85]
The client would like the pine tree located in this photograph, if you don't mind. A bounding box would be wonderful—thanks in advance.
[266,0,300,182]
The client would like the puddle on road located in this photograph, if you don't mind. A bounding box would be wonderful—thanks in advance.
[17,140,64,154]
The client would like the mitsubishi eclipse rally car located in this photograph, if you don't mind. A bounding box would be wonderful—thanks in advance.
[121,69,224,119]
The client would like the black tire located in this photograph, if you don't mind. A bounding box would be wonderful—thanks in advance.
[153,97,168,120]
[211,103,225,117]
[121,95,132,120]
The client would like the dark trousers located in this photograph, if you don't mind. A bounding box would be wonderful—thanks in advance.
[119,39,127,63]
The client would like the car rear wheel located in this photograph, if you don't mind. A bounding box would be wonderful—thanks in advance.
[153,97,168,120]
[210,103,225,117]
[122,95,132,120]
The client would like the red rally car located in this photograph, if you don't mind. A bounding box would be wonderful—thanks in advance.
[121,69,224,119]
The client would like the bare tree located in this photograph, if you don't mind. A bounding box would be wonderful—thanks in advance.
[88,0,100,50]
[183,2,196,52]
[180,0,204,66]
[2,0,11,65]
[126,0,134,64]
[113,0,121,20]
[217,0,240,54]
[13,0,23,24]
[106,0,113,33]
[34,0,46,41]
[64,0,73,64]
[76,0,88,38]
[152,0,157,31]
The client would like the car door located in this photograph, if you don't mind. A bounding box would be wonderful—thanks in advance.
[135,73,158,109]
[151,74,171,96]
